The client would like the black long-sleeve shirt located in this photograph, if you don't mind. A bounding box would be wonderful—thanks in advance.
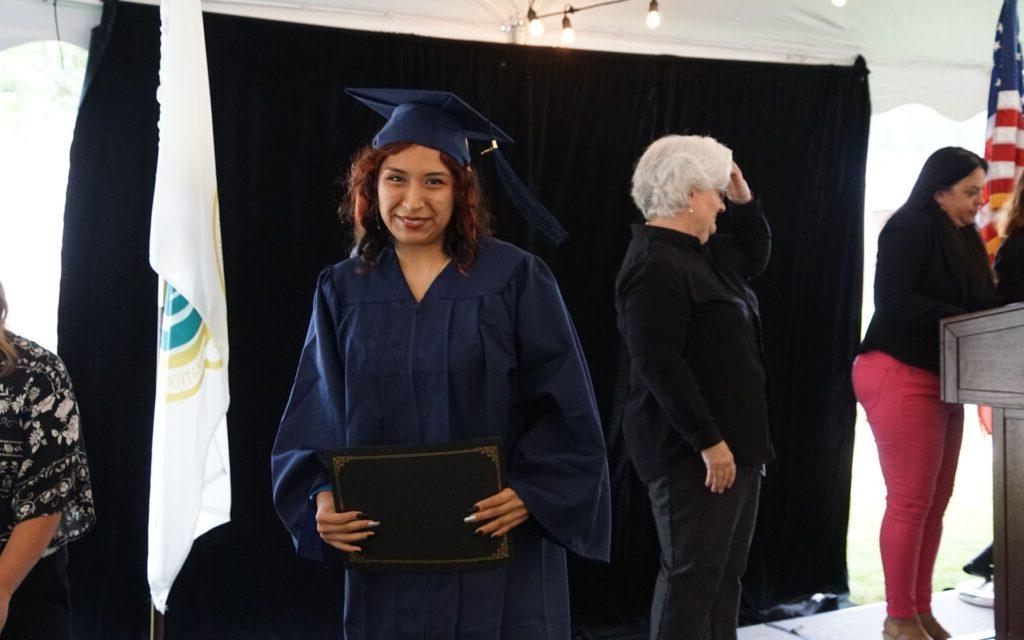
[995,231,1024,304]
[860,205,1000,372]
[614,201,774,482]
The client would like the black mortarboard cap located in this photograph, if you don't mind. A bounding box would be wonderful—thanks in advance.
[346,88,568,245]
[347,88,511,166]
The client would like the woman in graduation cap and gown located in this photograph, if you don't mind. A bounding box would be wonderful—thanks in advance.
[271,89,611,639]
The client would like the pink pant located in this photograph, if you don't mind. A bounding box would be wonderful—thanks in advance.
[851,350,963,618]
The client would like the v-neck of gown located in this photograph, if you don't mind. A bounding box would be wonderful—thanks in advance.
[388,248,455,305]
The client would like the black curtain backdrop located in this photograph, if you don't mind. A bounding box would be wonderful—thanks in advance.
[57,3,869,638]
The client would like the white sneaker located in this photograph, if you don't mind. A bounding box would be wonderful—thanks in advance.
[957,577,995,608]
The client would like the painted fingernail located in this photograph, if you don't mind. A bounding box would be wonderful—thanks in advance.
[473,529,484,537]
[467,505,479,514]
[367,521,381,528]
[463,515,477,523]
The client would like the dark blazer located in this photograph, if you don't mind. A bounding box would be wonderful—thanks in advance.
[615,201,774,482]
[860,204,1000,372]
[995,230,1024,304]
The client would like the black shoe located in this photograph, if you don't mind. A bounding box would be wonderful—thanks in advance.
[963,543,994,580]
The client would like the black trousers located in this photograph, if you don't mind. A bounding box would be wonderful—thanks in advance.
[1,546,71,640]
[646,456,761,640]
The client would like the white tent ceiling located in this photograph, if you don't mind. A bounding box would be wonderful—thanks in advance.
[1,0,1016,120]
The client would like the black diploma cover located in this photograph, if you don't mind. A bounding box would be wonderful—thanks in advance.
[322,437,511,571]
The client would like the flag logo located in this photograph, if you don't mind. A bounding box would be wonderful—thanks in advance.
[159,285,223,403]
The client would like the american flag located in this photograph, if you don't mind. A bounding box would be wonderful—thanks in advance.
[982,0,1024,258]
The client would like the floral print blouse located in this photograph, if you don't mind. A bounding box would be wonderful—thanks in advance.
[0,334,95,551]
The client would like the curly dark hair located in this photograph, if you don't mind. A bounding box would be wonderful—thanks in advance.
[340,143,493,271]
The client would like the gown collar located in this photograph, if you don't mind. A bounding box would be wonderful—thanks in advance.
[380,244,457,303]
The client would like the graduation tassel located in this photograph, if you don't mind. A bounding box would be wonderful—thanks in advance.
[488,147,569,247]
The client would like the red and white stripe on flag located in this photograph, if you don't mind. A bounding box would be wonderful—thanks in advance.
[983,90,1024,257]
[983,0,1024,258]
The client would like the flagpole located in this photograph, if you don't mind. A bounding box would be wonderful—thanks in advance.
[150,602,165,640]
[151,277,167,640]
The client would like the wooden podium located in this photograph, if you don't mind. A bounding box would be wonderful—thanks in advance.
[941,303,1024,640]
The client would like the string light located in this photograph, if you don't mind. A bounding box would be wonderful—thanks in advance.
[645,0,660,29]
[518,0,659,42]
[561,13,576,43]
[527,7,545,36]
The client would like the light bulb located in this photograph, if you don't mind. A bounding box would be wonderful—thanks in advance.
[561,15,575,44]
[830,0,847,6]
[646,0,661,29]
[527,8,544,37]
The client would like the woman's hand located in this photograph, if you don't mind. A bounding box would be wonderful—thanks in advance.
[700,441,736,493]
[315,490,379,552]
[726,163,753,205]
[464,487,530,537]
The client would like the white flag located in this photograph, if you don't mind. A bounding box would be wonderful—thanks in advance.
[147,0,231,613]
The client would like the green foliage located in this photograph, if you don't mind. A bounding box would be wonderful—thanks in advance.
[0,41,87,118]
[0,40,88,350]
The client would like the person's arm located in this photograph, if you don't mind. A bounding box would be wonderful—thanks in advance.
[271,269,348,566]
[1,357,95,630]
[495,255,611,562]
[715,163,771,278]
[618,258,736,492]
[0,513,61,630]
[873,215,967,327]
[619,259,721,448]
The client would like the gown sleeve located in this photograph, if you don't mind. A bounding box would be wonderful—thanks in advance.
[271,269,346,565]
[503,255,611,562]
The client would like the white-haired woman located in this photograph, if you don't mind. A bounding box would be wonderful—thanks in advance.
[614,135,773,640]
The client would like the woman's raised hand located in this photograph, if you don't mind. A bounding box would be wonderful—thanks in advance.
[727,163,753,204]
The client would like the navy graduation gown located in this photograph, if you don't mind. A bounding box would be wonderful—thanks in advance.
[272,238,611,639]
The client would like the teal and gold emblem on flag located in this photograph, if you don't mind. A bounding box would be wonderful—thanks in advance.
[159,285,223,403]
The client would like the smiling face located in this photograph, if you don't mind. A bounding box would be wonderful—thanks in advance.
[376,144,455,251]
[934,167,986,228]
